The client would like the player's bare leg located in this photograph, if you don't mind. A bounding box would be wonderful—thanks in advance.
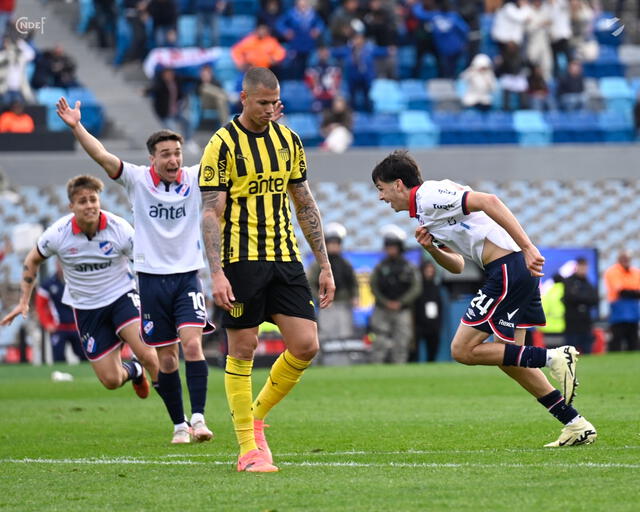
[90,348,140,392]
[119,323,159,381]
[178,326,213,442]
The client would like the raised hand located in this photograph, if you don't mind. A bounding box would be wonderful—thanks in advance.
[0,303,29,326]
[56,97,81,129]
[271,100,284,123]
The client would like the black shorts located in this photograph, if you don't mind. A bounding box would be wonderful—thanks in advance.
[222,260,316,329]
[461,251,546,342]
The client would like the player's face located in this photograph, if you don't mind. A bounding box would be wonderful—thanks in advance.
[375,179,407,212]
[240,85,280,131]
[150,140,183,183]
[69,188,101,226]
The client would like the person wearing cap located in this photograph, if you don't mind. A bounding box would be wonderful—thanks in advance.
[369,225,422,364]
[307,222,359,346]
[460,53,498,111]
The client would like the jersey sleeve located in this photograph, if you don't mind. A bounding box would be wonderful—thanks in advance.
[289,132,308,184]
[36,224,59,259]
[116,161,147,191]
[418,180,471,221]
[199,134,234,191]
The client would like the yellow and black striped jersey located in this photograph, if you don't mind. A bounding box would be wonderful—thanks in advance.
[199,116,307,265]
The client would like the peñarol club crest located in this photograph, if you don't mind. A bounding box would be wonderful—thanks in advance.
[230,302,244,318]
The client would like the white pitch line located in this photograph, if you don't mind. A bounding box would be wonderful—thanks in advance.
[160,446,640,458]
[2,458,639,469]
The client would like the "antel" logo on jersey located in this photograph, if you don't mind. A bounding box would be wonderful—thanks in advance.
[149,203,186,219]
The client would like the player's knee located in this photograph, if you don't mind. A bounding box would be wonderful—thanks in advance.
[158,351,179,372]
[181,339,204,360]
[100,375,122,390]
[450,343,475,365]
[288,337,319,361]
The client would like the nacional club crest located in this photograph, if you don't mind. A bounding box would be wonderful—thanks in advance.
[99,241,113,255]
[143,321,154,335]
[175,183,191,197]
[277,147,290,162]
[230,302,244,318]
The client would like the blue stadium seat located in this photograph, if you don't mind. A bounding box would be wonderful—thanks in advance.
[286,113,322,147]
[352,113,377,146]
[485,111,517,144]
[513,110,551,146]
[583,45,625,78]
[399,111,439,148]
[280,80,314,113]
[37,87,66,106]
[177,15,198,48]
[219,15,256,47]
[598,110,634,142]
[352,112,403,146]
[544,111,602,143]
[418,54,438,80]
[213,47,241,83]
[599,77,634,115]
[369,79,407,113]
[399,80,431,110]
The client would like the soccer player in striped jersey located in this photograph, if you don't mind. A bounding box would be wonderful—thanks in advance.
[1,175,159,398]
[199,67,336,472]
[56,98,215,445]
[373,150,597,448]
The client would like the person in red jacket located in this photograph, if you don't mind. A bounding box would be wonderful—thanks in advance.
[35,264,86,362]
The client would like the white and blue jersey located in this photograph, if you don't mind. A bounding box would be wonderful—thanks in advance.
[114,161,205,274]
[36,211,136,309]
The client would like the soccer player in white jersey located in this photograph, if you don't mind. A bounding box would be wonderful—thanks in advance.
[56,97,215,444]
[1,175,159,398]
[372,150,597,448]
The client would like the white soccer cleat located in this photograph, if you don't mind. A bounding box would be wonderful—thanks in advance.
[544,417,597,447]
[549,346,579,404]
[191,418,214,443]
[171,425,192,444]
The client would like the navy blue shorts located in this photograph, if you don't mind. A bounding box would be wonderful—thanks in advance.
[73,290,140,361]
[138,271,215,347]
[222,260,316,329]
[461,252,546,342]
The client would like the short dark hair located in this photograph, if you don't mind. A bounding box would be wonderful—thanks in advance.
[67,174,104,202]
[371,150,424,188]
[146,129,184,155]
[576,257,588,265]
[242,67,279,92]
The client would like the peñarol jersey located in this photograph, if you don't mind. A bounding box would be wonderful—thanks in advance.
[36,211,136,309]
[199,117,306,265]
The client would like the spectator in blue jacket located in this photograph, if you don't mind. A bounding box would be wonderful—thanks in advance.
[276,0,326,79]
[415,0,469,78]
[333,32,388,112]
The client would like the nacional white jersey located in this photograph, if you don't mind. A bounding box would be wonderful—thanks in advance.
[410,179,520,269]
[116,161,205,274]
[37,212,136,309]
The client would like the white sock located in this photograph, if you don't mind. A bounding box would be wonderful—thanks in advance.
[173,421,189,432]
[132,361,143,378]
[191,413,204,425]
[566,415,582,426]
[545,349,555,367]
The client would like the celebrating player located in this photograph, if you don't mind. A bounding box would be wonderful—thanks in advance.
[1,175,159,397]
[199,67,336,472]
[372,150,597,447]
[56,98,215,444]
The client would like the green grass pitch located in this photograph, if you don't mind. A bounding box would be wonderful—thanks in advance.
[1,352,638,511]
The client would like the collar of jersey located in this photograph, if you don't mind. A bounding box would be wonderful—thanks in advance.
[71,211,108,235]
[150,165,183,187]
[233,115,270,137]
[409,186,420,218]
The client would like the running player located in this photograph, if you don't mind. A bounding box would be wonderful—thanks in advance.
[1,175,158,397]
[56,98,215,444]
[372,150,597,448]
[199,67,336,472]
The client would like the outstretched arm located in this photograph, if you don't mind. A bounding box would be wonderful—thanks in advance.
[201,190,235,311]
[288,181,335,308]
[0,248,46,326]
[466,191,544,276]
[56,97,121,178]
